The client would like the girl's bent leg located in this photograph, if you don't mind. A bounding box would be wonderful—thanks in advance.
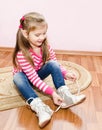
[38,60,65,89]
[13,72,38,104]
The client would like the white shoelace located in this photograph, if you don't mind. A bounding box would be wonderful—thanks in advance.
[75,80,81,95]
[54,103,65,112]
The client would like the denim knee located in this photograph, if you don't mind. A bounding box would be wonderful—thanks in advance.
[47,60,60,70]
[13,72,28,87]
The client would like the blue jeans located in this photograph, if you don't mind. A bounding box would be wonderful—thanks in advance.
[13,60,65,104]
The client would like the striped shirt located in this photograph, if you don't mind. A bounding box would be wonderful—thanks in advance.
[13,45,67,95]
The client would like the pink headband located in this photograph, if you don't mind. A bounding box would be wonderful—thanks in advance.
[19,16,25,29]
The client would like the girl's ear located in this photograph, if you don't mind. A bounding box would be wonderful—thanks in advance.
[21,29,28,39]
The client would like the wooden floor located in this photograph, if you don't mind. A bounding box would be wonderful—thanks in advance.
[0,50,102,130]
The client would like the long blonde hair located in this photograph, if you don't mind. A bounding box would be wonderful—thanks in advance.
[13,12,50,68]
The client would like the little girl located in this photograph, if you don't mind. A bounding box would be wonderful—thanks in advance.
[12,12,86,128]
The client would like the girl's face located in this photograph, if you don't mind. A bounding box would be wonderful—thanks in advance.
[27,25,47,48]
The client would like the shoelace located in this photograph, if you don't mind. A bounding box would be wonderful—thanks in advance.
[54,79,81,113]
[75,80,81,95]
[54,103,65,112]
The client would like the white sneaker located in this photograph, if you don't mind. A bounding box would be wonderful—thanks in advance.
[30,98,53,128]
[57,86,86,108]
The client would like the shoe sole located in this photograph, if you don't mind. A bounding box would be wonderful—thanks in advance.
[39,117,51,128]
[61,96,86,109]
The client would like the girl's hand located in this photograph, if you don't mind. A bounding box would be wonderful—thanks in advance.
[52,92,63,106]
[65,72,77,81]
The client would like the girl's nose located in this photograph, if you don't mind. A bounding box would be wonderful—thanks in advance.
[39,34,46,40]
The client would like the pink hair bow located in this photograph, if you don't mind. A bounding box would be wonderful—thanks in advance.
[19,16,25,29]
[19,24,23,29]
[21,16,25,21]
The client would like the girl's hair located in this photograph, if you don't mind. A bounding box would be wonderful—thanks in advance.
[12,12,50,68]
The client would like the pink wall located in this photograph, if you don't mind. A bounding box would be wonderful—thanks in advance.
[0,0,102,51]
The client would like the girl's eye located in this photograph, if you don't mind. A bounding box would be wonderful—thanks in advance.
[43,33,46,35]
[35,34,40,37]
[35,33,46,37]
